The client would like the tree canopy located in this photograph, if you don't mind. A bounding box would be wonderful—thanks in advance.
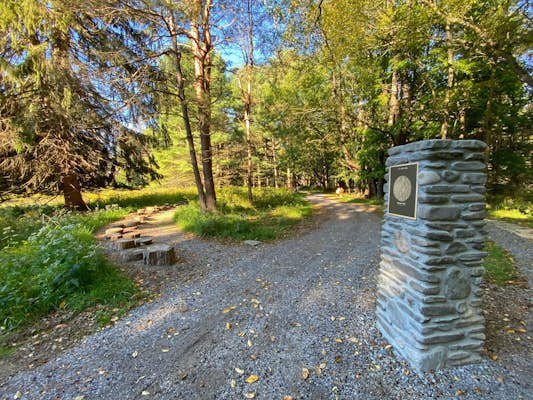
[1,0,531,206]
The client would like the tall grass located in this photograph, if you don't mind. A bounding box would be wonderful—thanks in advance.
[84,187,197,209]
[174,187,312,241]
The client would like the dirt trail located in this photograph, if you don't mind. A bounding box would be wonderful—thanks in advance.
[1,195,531,400]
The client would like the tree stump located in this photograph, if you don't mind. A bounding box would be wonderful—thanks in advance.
[107,233,122,241]
[124,220,140,228]
[114,239,135,250]
[123,226,139,233]
[120,249,144,262]
[105,227,123,237]
[143,244,176,265]
[123,232,141,239]
[135,237,153,246]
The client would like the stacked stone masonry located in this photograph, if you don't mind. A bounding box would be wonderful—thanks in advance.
[377,139,488,372]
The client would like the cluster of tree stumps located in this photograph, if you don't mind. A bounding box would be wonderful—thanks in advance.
[103,205,177,266]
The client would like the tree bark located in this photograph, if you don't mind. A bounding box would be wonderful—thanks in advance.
[441,20,454,139]
[244,84,253,202]
[170,12,207,211]
[238,0,255,203]
[190,0,216,211]
[332,72,359,172]
[272,137,279,188]
[388,63,400,128]
[61,171,88,211]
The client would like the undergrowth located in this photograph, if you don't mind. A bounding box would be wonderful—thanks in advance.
[174,187,312,241]
[0,207,140,331]
[486,190,533,228]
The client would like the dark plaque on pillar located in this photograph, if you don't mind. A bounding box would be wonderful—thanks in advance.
[388,162,418,219]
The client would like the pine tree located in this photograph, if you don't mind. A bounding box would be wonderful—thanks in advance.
[0,0,159,208]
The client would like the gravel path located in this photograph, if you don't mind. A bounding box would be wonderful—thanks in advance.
[1,195,531,400]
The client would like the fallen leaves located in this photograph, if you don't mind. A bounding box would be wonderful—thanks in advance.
[223,306,237,314]
[245,375,259,383]
[161,348,170,353]
[141,390,150,396]
[302,367,310,380]
[235,367,244,375]
[244,393,255,399]
[226,322,231,330]
[166,327,176,335]
[132,351,138,358]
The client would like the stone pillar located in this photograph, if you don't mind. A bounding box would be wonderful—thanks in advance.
[377,139,488,372]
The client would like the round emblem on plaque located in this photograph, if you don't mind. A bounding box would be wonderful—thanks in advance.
[393,175,412,202]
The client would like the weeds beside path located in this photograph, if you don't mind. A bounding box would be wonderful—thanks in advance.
[1,195,531,399]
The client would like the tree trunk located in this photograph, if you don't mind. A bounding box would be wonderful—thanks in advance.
[272,137,279,188]
[244,90,253,202]
[170,13,207,210]
[441,20,454,139]
[388,62,400,128]
[190,0,216,211]
[332,72,359,172]
[61,171,88,211]
[239,0,255,203]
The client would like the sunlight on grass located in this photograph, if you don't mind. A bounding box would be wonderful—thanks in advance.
[174,187,312,241]
[85,187,197,209]
[487,192,533,228]
[327,193,384,206]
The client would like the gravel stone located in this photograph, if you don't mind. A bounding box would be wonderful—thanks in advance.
[0,195,531,399]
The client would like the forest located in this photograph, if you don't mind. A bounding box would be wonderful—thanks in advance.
[1,2,532,391]
[0,0,531,209]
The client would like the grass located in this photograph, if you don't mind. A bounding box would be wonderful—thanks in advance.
[0,186,197,210]
[483,241,520,285]
[84,187,197,209]
[331,194,384,206]
[0,208,145,331]
[486,191,533,228]
[174,187,312,241]
[0,186,310,331]
[327,193,385,217]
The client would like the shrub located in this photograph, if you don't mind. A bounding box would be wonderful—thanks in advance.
[0,209,134,330]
